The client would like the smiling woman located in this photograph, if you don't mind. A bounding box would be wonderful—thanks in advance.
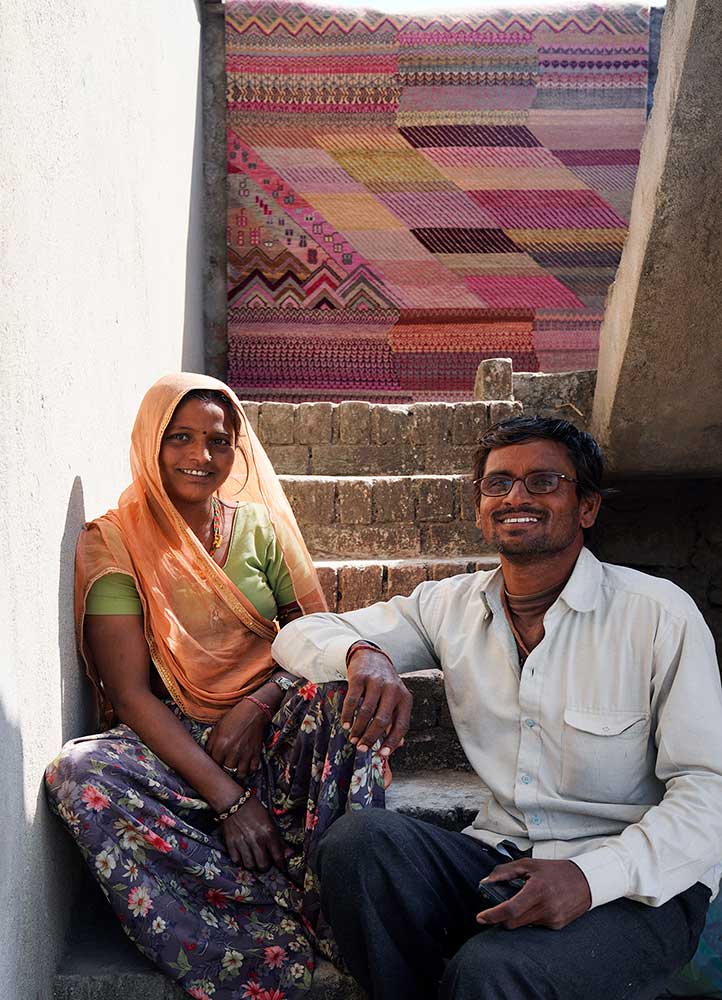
[44,373,386,1000]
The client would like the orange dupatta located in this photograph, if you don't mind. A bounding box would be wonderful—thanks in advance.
[75,373,326,725]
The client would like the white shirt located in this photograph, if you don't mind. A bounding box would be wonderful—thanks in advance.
[272,548,722,909]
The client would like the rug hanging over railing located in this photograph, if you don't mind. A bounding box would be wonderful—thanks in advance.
[225,1,661,401]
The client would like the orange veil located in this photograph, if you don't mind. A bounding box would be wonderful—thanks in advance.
[75,373,326,725]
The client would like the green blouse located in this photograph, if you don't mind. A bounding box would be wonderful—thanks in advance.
[85,502,296,621]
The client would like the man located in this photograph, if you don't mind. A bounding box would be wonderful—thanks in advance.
[272,416,722,1000]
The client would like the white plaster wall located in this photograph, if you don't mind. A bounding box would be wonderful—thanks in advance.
[0,3,205,997]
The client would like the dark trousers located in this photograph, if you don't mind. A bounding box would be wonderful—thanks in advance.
[317,810,710,1000]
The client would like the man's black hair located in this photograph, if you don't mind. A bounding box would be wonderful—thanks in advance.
[472,415,606,507]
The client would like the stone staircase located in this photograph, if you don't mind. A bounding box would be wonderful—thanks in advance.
[52,397,504,998]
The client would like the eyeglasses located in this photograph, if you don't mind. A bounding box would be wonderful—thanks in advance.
[473,472,579,497]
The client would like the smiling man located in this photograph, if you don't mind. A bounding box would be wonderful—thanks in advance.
[272,416,722,1000]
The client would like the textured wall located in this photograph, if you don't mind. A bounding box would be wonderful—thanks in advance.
[592,0,722,475]
[0,3,204,997]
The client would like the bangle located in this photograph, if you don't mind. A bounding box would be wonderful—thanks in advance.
[346,641,394,669]
[217,787,252,823]
[244,695,273,722]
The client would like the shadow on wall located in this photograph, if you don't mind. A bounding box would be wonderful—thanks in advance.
[182,0,206,375]
[59,476,94,741]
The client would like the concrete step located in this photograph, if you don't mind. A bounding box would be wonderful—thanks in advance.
[52,769,477,1000]
[314,556,498,612]
[241,399,521,475]
[282,474,494,559]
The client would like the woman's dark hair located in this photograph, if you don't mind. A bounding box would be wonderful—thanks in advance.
[472,415,606,507]
[178,389,242,441]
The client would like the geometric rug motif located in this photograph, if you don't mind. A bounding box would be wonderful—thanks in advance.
[226,1,658,401]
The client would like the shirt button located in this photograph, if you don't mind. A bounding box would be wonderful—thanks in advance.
[521,774,532,785]
[524,718,535,728]
[531,815,542,825]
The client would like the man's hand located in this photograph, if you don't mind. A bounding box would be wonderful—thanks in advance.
[476,858,592,930]
[342,646,412,758]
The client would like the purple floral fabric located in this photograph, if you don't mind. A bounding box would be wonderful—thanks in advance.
[45,681,385,1000]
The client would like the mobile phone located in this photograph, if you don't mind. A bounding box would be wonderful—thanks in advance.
[477,876,527,909]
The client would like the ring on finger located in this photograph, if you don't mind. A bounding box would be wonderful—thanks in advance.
[223,764,238,775]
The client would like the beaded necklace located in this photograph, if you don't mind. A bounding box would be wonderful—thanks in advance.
[210,496,223,555]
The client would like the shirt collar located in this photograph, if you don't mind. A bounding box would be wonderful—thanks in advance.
[477,546,603,616]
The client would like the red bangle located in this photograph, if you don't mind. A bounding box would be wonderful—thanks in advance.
[244,695,273,722]
[346,641,394,668]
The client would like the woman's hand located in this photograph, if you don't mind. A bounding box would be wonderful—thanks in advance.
[221,796,287,871]
[207,699,268,778]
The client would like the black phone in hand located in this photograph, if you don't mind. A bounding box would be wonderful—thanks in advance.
[477,876,527,909]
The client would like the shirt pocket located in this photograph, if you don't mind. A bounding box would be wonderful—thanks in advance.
[561,708,651,804]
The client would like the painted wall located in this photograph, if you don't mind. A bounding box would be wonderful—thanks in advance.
[0,3,205,997]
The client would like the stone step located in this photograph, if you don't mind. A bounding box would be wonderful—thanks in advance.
[314,556,498,612]
[52,769,476,1000]
[282,474,493,559]
[397,670,471,772]
[386,769,483,831]
[241,399,521,475]
[53,893,363,1000]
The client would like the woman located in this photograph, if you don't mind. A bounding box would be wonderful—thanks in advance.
[45,373,386,1000]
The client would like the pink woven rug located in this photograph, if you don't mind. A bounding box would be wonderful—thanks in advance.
[225,2,656,401]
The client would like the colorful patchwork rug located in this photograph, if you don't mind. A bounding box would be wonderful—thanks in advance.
[225,2,661,401]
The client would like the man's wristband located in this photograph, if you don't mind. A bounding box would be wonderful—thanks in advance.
[346,640,394,669]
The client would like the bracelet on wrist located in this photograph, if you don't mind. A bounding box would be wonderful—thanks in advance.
[217,787,252,823]
[244,694,273,722]
[346,641,394,668]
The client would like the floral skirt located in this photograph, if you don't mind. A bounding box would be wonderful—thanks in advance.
[45,681,385,1000]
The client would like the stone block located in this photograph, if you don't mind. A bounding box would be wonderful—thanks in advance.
[420,521,487,557]
[314,564,338,612]
[423,443,477,475]
[387,771,482,831]
[370,404,413,445]
[338,401,371,445]
[402,669,444,729]
[239,400,259,436]
[265,445,310,475]
[458,477,479,522]
[427,559,473,581]
[414,477,456,523]
[338,563,384,612]
[386,562,428,599]
[373,477,414,524]
[302,524,421,560]
[296,401,334,444]
[412,403,453,445]
[311,444,420,476]
[280,477,335,526]
[472,557,499,574]
[451,401,490,445]
[473,357,513,401]
[337,479,373,525]
[489,399,523,426]
[392,729,470,772]
[513,370,596,429]
[258,402,296,444]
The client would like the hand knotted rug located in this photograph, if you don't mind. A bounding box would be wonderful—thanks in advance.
[225,1,662,401]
